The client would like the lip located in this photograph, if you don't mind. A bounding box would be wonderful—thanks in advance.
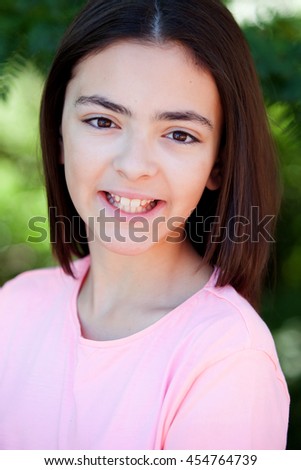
[97,190,166,220]
[104,189,161,201]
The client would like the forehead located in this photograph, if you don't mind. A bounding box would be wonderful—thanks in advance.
[73,39,200,73]
[65,40,221,124]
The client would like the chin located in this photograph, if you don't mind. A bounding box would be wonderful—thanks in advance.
[93,236,160,257]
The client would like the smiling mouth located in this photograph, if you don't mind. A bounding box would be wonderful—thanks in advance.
[105,192,158,214]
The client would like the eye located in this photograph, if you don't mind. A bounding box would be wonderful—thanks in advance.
[165,130,200,144]
[84,117,118,129]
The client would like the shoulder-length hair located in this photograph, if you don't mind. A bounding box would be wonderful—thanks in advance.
[40,0,280,309]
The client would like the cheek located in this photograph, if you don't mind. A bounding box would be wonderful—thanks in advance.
[170,159,217,219]
[62,142,93,211]
[63,152,84,194]
[173,160,214,200]
[63,137,97,182]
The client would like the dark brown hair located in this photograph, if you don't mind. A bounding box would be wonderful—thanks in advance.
[40,0,280,308]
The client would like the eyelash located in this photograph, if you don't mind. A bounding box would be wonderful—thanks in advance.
[83,117,200,145]
[83,117,118,129]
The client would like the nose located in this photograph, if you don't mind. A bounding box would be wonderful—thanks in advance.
[113,134,158,181]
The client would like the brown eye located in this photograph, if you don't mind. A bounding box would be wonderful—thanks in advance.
[165,130,199,144]
[173,131,190,142]
[84,117,118,129]
[96,117,113,128]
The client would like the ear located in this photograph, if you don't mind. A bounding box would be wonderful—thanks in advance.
[206,158,222,191]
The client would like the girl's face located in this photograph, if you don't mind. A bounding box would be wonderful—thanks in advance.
[61,40,222,255]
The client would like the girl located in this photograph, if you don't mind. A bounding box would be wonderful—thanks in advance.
[0,0,289,449]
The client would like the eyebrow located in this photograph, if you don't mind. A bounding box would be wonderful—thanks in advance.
[75,95,131,116]
[75,95,214,130]
[155,111,213,131]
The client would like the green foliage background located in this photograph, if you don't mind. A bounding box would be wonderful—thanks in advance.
[0,0,300,449]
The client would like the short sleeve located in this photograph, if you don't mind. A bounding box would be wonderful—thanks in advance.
[164,349,289,450]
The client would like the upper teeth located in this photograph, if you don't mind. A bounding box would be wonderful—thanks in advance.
[106,192,156,213]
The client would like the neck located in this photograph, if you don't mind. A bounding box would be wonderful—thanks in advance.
[90,238,201,295]
[77,237,212,338]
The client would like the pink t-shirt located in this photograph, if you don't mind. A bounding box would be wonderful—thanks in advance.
[0,257,289,449]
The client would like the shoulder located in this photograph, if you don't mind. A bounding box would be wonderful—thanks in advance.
[0,256,89,314]
[168,277,289,413]
[180,272,283,374]
[202,279,273,348]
